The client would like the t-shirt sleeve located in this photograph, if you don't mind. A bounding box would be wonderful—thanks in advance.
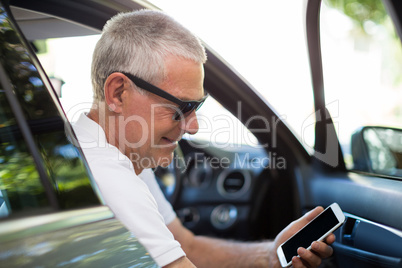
[83,147,185,267]
[139,169,177,225]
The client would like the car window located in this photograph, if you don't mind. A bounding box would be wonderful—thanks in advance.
[33,35,100,119]
[0,92,47,217]
[151,0,316,150]
[320,0,402,176]
[184,97,261,148]
[34,34,262,148]
[0,6,100,219]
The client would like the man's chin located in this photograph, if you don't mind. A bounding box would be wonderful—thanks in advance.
[157,153,175,168]
[139,152,175,169]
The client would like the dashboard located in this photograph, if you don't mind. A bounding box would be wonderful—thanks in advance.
[156,138,272,240]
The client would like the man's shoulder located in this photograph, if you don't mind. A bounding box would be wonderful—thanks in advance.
[72,113,107,147]
[71,113,135,176]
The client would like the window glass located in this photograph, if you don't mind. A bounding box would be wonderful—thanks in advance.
[185,96,260,148]
[0,89,48,217]
[151,0,316,150]
[0,6,100,219]
[34,36,99,119]
[320,0,402,173]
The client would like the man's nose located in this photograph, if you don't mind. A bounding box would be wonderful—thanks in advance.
[180,111,199,135]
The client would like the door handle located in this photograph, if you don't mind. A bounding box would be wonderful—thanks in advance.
[341,216,360,246]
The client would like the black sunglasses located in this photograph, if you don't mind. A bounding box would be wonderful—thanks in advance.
[115,72,208,121]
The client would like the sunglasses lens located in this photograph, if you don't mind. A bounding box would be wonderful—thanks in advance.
[184,103,196,114]
[173,103,195,121]
[172,95,208,121]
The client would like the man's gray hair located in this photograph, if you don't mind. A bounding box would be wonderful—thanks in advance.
[91,9,207,101]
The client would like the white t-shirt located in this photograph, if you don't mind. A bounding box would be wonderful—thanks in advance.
[72,113,184,267]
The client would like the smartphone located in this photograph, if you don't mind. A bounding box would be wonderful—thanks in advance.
[276,203,345,267]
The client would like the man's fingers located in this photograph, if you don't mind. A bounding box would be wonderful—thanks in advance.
[292,242,333,268]
[295,247,322,268]
[311,241,334,258]
[277,207,336,268]
[325,233,336,245]
[304,206,324,222]
[291,255,304,267]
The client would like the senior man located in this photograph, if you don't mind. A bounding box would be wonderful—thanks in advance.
[73,9,335,268]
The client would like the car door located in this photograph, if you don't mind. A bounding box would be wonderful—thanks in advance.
[0,2,157,266]
[304,0,402,267]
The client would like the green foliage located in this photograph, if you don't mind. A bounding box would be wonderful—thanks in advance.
[0,6,59,121]
[324,0,388,35]
[0,151,41,193]
[323,0,402,88]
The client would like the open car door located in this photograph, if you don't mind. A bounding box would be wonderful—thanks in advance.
[304,0,402,267]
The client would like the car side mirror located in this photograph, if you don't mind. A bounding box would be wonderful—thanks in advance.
[351,126,402,176]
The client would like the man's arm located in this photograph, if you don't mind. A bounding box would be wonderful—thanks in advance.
[168,207,335,268]
[168,218,272,267]
[163,256,196,268]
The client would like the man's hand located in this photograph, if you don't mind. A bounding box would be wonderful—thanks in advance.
[271,207,336,268]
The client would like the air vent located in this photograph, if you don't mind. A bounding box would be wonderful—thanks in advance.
[217,170,251,198]
[186,158,213,188]
[223,172,245,193]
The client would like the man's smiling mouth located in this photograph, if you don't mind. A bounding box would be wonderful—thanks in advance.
[162,137,180,144]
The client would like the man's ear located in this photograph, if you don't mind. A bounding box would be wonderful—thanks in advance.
[104,73,127,113]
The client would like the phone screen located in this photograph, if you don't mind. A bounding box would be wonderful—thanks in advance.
[282,207,339,263]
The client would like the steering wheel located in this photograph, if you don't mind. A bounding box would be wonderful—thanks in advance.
[154,145,187,207]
